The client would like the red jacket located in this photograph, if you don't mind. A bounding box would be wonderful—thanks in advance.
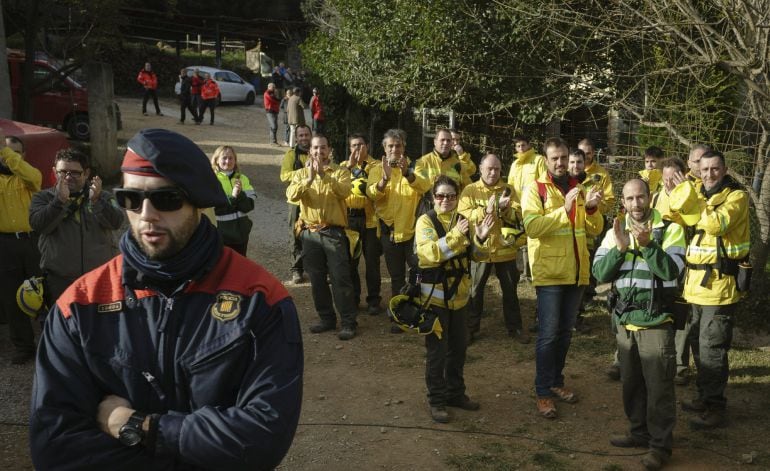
[201,79,220,100]
[310,95,324,121]
[264,90,280,113]
[191,75,203,95]
[137,69,158,90]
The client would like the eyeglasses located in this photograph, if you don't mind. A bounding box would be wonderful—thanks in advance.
[114,188,187,212]
[434,193,457,201]
[56,169,84,178]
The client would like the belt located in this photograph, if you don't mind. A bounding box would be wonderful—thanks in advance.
[0,231,32,239]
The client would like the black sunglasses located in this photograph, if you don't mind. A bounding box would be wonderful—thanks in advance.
[114,188,187,212]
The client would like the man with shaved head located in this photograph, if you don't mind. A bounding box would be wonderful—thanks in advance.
[593,178,686,471]
[458,154,528,344]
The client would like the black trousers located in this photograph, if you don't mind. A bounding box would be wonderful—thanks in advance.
[142,89,161,114]
[425,304,469,406]
[179,95,198,122]
[0,234,41,353]
[198,99,217,124]
[379,221,417,298]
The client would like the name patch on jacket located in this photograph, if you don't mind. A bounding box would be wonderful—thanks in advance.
[211,292,242,322]
[97,302,122,313]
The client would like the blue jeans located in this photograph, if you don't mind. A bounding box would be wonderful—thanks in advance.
[535,284,584,397]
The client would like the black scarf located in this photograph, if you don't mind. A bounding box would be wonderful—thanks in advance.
[701,174,741,199]
[120,217,222,293]
[550,172,571,194]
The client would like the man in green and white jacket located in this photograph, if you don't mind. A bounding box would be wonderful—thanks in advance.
[593,179,686,471]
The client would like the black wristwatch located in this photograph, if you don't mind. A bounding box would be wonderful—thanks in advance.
[118,411,147,446]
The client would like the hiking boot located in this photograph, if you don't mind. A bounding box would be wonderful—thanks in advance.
[681,398,707,413]
[309,322,336,334]
[606,364,621,381]
[366,304,381,316]
[609,434,649,448]
[291,272,304,284]
[674,369,690,386]
[550,386,578,404]
[447,395,480,411]
[536,397,557,419]
[640,449,669,471]
[689,409,726,430]
[510,329,531,344]
[337,327,356,341]
[430,406,449,423]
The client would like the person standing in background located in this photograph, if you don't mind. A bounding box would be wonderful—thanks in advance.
[137,62,162,116]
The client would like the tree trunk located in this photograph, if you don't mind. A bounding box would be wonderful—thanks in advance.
[750,167,770,293]
[0,0,12,119]
[85,62,119,180]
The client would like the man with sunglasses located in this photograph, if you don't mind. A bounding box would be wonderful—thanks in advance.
[0,132,42,365]
[30,129,303,469]
[29,148,124,304]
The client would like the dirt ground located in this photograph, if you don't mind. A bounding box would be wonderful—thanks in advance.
[1,96,769,470]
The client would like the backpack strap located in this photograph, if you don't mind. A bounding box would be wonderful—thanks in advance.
[536,181,547,206]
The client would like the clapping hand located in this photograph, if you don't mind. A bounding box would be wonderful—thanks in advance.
[613,216,630,252]
[455,215,470,236]
[475,212,495,242]
[231,177,242,197]
[564,187,580,213]
[585,187,603,209]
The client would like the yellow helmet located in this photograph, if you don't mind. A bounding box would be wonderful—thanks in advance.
[17,276,46,319]
[387,295,443,338]
[351,177,368,197]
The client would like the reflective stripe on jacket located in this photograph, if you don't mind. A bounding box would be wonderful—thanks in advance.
[457,180,521,262]
[522,173,604,286]
[669,179,750,305]
[593,210,686,327]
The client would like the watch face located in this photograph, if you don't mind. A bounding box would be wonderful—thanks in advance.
[119,425,142,446]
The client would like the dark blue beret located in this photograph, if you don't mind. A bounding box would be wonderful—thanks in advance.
[123,128,227,208]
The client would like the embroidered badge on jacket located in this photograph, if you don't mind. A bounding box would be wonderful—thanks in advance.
[211,292,242,322]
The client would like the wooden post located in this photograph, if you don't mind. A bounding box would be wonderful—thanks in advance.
[84,62,120,180]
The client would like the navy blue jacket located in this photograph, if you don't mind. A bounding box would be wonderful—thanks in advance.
[30,248,303,470]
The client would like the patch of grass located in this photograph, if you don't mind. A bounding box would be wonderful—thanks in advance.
[531,452,565,470]
[446,450,516,471]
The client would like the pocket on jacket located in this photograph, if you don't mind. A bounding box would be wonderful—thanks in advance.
[533,246,567,280]
[182,332,252,408]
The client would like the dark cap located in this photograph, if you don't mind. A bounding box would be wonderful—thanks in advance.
[122,128,227,208]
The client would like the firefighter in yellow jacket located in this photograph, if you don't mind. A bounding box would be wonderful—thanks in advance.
[280,125,312,283]
[458,154,529,344]
[669,150,750,430]
[523,137,604,419]
[343,133,383,315]
[416,175,493,424]
[287,134,358,340]
[367,129,431,308]
[414,129,471,191]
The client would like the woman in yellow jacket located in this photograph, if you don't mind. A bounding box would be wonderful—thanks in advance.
[211,146,256,256]
[415,175,493,424]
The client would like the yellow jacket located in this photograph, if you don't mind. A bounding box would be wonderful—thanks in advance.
[639,168,663,195]
[415,210,488,310]
[457,179,521,262]
[366,158,430,242]
[584,161,615,215]
[458,151,477,183]
[506,148,546,210]
[651,187,686,228]
[522,174,604,286]
[286,162,351,227]
[0,147,42,232]
[280,148,309,205]
[344,157,378,229]
[669,178,750,305]
[414,150,469,190]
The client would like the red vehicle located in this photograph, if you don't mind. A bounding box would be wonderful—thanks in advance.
[6,49,120,141]
[0,118,69,189]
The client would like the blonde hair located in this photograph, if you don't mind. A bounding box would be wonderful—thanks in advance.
[211,145,238,172]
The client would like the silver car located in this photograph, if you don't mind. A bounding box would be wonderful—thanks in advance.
[186,66,256,105]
